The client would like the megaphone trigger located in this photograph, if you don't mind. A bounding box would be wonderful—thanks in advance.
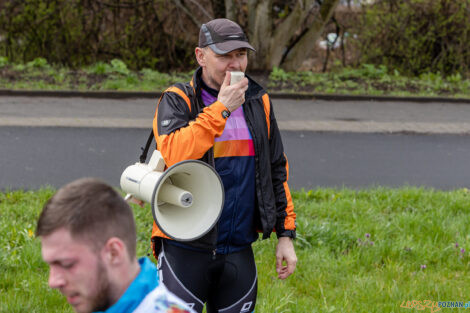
[124,193,145,208]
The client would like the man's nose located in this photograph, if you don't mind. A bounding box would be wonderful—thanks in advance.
[48,267,66,289]
[228,57,241,70]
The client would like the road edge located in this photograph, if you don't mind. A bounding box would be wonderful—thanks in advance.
[1,89,470,103]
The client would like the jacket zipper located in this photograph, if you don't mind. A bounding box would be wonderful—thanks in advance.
[243,102,268,237]
[193,81,218,250]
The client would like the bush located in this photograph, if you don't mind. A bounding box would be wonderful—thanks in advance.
[354,0,470,76]
[0,0,198,71]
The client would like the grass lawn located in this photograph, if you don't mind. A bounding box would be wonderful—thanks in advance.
[1,187,470,312]
[1,57,470,99]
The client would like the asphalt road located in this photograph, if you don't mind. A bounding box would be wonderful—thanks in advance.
[2,126,469,191]
[3,96,470,134]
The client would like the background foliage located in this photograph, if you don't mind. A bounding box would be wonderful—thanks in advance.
[353,0,470,76]
[0,0,197,70]
[0,0,469,77]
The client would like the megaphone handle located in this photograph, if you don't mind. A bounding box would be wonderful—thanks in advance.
[124,194,145,208]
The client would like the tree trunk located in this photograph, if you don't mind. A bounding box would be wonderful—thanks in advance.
[268,0,316,69]
[212,0,225,19]
[225,0,237,21]
[281,0,340,71]
[247,0,273,71]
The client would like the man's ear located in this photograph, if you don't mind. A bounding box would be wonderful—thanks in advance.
[195,47,206,67]
[101,237,126,266]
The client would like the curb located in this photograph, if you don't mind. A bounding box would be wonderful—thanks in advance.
[1,89,470,103]
[272,93,470,103]
[3,117,470,135]
[0,89,160,99]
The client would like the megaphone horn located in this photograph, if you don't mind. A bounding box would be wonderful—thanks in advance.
[157,182,193,207]
[120,150,224,241]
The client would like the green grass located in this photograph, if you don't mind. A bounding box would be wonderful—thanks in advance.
[1,57,470,98]
[0,57,193,93]
[2,187,470,312]
[268,65,470,99]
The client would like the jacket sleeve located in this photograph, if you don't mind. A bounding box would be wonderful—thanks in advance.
[153,90,228,167]
[268,98,297,238]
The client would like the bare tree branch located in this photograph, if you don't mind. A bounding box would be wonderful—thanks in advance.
[172,0,204,27]
[185,0,213,20]
[93,0,154,9]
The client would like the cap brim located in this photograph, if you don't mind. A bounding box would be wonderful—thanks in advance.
[208,41,256,55]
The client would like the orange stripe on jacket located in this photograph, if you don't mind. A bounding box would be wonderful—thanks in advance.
[152,223,170,240]
[262,93,271,139]
[165,86,192,112]
[283,154,296,230]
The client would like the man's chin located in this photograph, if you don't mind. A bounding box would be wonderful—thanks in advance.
[63,295,89,313]
[68,299,91,313]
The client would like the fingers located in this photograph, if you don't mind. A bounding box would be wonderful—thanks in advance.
[276,258,297,280]
[276,255,283,274]
[277,266,289,280]
[276,252,290,280]
[126,195,145,208]
[275,237,297,280]
[221,71,231,88]
[286,257,297,277]
[217,74,248,112]
[232,77,249,90]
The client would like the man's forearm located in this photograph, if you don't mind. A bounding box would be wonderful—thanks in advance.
[154,101,228,166]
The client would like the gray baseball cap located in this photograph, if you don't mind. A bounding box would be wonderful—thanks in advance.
[199,18,255,54]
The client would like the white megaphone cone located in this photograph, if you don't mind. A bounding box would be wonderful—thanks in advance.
[120,150,224,241]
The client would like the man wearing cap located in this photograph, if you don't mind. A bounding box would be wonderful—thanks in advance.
[151,18,297,313]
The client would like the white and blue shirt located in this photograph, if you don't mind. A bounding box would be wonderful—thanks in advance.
[94,257,195,313]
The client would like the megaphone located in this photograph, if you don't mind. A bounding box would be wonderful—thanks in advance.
[120,150,224,241]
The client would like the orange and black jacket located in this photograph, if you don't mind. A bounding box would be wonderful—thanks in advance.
[152,67,296,251]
